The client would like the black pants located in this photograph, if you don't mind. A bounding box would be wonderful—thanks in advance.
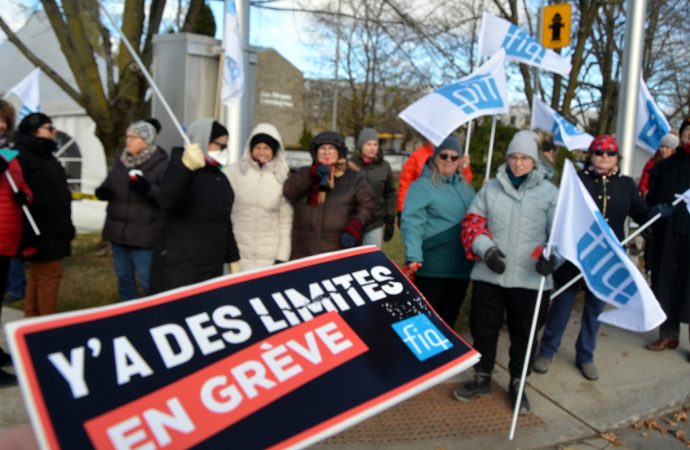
[414,276,469,329]
[470,280,549,379]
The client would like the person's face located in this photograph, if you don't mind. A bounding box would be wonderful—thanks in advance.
[0,117,7,137]
[361,140,379,159]
[590,149,619,173]
[34,122,57,140]
[508,153,534,177]
[317,144,339,165]
[434,150,461,176]
[125,133,148,155]
[681,127,690,145]
[208,135,228,152]
[659,145,675,160]
[251,143,274,164]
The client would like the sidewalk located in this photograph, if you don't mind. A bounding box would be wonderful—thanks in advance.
[2,304,689,449]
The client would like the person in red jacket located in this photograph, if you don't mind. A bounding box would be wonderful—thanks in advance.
[397,139,472,223]
[0,151,33,387]
[639,133,678,197]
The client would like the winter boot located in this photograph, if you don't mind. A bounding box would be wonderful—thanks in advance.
[509,378,530,415]
[453,372,491,401]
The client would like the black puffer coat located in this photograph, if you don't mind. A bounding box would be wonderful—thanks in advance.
[149,147,240,294]
[348,152,395,231]
[97,148,168,248]
[15,134,74,261]
[647,151,690,323]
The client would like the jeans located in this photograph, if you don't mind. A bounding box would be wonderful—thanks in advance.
[538,283,605,364]
[6,258,26,299]
[362,226,383,248]
[111,243,153,300]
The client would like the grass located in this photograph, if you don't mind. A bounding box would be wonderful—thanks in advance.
[7,230,471,333]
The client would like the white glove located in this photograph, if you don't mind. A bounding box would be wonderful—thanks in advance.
[182,143,205,171]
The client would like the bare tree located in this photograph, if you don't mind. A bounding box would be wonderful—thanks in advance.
[0,0,205,160]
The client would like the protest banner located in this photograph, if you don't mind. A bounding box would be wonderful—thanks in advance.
[6,246,479,450]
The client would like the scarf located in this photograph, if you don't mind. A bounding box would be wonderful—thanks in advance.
[121,145,156,169]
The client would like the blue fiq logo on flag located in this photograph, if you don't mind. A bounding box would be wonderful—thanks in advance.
[502,24,546,64]
[638,100,670,151]
[392,314,453,361]
[577,211,636,306]
[436,73,504,114]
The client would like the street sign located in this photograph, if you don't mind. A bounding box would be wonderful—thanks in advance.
[541,4,571,49]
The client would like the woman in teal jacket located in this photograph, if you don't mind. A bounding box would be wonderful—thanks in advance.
[401,135,475,328]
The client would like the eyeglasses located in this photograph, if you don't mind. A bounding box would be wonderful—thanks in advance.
[592,150,617,157]
[40,124,56,132]
[212,141,228,150]
[438,153,460,161]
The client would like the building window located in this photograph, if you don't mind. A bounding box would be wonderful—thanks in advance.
[55,130,81,193]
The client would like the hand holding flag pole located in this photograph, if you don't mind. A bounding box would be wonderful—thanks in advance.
[4,171,39,236]
[98,3,190,147]
[550,194,685,301]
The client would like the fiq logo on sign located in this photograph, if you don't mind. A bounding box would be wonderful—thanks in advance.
[392,314,453,361]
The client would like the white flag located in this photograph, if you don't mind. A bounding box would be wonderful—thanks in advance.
[8,67,40,120]
[398,49,509,146]
[530,96,594,151]
[221,0,244,104]
[635,77,670,154]
[548,160,666,332]
[478,12,571,77]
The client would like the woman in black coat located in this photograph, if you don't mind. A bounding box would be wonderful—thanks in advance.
[95,119,168,300]
[149,119,240,293]
[15,113,75,316]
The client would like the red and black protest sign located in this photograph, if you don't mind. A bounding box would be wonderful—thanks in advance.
[6,247,479,449]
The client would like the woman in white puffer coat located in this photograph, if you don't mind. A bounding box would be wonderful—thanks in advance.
[226,123,293,271]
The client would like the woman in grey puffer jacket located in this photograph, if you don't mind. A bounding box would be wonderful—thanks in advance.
[453,130,558,415]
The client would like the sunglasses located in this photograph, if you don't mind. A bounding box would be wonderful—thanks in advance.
[438,153,460,161]
[592,150,617,157]
[212,141,228,150]
[40,124,56,132]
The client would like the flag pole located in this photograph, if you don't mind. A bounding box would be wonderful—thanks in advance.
[98,3,190,147]
[550,194,686,301]
[509,261,548,440]
[484,115,498,181]
[4,172,40,236]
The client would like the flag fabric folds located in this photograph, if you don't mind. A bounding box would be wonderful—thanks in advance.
[478,12,571,77]
[8,67,40,120]
[548,160,666,332]
[398,49,509,146]
[221,0,244,104]
[635,77,671,154]
[530,96,594,151]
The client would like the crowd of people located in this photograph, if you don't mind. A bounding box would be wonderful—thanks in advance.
[1,97,689,419]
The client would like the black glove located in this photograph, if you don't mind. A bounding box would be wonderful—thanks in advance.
[130,175,151,195]
[340,232,357,249]
[649,203,675,219]
[535,254,556,276]
[383,216,395,242]
[0,156,8,174]
[13,190,29,205]
[484,247,506,274]
[94,185,113,201]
